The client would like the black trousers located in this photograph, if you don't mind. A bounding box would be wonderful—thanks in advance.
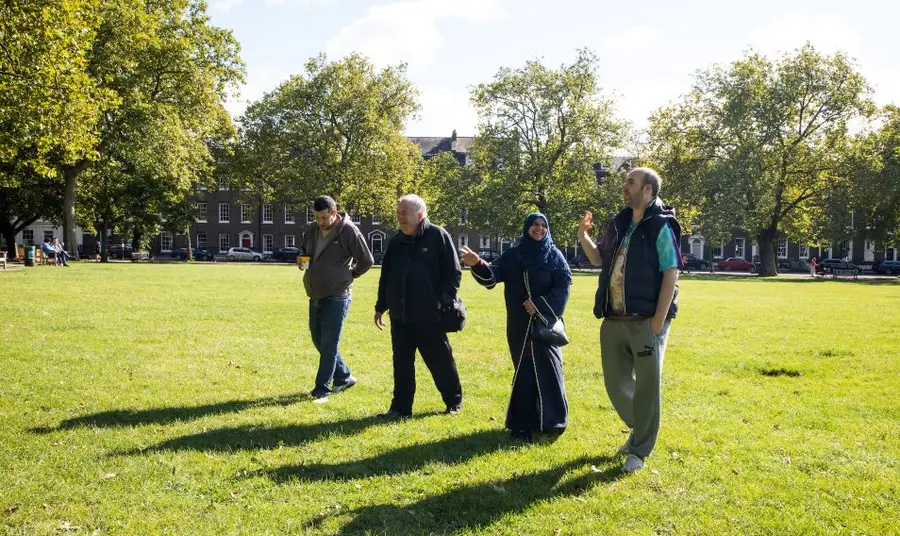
[390,320,463,415]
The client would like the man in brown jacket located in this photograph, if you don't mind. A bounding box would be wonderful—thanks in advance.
[300,195,374,401]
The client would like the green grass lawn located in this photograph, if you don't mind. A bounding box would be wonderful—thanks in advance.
[1,264,898,535]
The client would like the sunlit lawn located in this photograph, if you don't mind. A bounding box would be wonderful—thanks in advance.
[1,263,898,535]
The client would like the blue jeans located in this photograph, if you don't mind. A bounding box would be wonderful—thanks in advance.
[309,294,352,395]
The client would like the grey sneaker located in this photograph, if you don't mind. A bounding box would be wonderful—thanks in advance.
[623,454,644,473]
[332,376,358,393]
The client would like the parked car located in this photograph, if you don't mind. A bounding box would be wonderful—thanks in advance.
[171,248,215,261]
[681,253,710,270]
[567,253,595,269]
[226,247,263,261]
[459,248,502,264]
[271,247,301,262]
[818,259,860,275]
[718,257,755,271]
[107,244,133,259]
[873,260,900,275]
[477,249,501,262]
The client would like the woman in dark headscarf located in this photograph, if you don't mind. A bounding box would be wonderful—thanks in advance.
[461,213,572,441]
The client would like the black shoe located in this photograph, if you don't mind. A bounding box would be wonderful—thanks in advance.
[378,409,411,420]
[445,404,462,414]
[332,376,358,393]
[509,429,533,443]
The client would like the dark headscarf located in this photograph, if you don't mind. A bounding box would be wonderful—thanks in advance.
[515,213,572,276]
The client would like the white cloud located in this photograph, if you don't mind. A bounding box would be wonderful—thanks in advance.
[211,0,334,13]
[751,11,864,59]
[752,11,897,108]
[224,64,296,118]
[326,0,504,72]
[601,25,664,56]
[407,87,478,136]
[211,0,244,13]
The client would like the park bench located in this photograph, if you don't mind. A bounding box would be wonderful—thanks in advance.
[130,252,151,262]
[41,250,58,266]
[832,269,858,280]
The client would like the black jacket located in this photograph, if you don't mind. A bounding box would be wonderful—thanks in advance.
[594,199,682,319]
[375,220,461,325]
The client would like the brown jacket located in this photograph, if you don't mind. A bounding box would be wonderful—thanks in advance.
[301,213,374,299]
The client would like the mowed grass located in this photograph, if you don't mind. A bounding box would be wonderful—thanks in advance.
[1,263,898,535]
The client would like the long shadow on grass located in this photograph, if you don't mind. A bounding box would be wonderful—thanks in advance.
[676,274,899,285]
[328,455,622,535]
[116,413,439,455]
[32,393,309,433]
[261,429,512,483]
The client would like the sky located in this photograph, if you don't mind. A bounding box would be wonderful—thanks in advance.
[206,0,900,137]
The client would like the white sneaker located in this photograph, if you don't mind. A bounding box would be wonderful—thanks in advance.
[623,454,644,473]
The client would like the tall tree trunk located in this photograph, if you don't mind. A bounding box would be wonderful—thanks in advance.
[100,225,109,263]
[186,230,193,261]
[63,164,82,260]
[2,228,17,260]
[756,227,778,276]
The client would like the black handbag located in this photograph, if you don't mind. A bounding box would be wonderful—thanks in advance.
[524,272,569,347]
[439,296,467,333]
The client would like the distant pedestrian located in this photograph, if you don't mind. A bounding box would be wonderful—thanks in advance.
[810,257,818,278]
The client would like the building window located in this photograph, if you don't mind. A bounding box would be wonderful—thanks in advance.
[218,233,230,253]
[712,243,723,259]
[263,234,273,253]
[887,247,896,261]
[284,206,295,224]
[43,230,55,242]
[197,202,207,223]
[306,208,314,223]
[196,232,207,249]
[372,214,381,225]
[285,235,295,247]
[777,238,788,259]
[160,231,173,252]
[22,229,34,245]
[219,203,230,223]
[217,177,228,191]
[371,234,383,253]
[480,236,491,249]
[262,204,273,224]
[458,208,469,226]
[734,238,745,259]
[240,204,250,223]
[350,213,361,224]
[799,244,809,259]
[458,235,468,249]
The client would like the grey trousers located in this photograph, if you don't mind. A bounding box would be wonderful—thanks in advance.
[600,317,670,459]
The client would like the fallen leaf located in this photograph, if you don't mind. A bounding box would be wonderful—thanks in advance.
[101,472,117,480]
[58,521,81,531]
[590,465,601,473]
[230,491,241,500]
[651,469,660,475]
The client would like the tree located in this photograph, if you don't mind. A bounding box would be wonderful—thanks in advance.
[0,0,108,177]
[235,53,420,218]
[55,0,244,258]
[823,105,900,251]
[646,44,874,275]
[466,49,625,243]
